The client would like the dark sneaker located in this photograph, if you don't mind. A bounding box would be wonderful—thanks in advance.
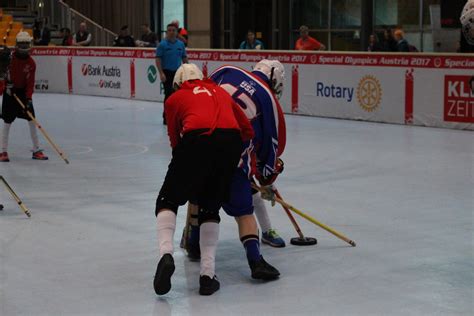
[153,254,175,295]
[199,275,220,296]
[249,256,280,280]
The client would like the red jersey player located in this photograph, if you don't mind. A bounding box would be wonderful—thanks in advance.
[153,63,253,296]
[0,32,48,162]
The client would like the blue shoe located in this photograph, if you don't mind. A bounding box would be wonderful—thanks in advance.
[261,229,286,248]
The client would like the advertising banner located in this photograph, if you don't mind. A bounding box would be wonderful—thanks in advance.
[30,47,474,130]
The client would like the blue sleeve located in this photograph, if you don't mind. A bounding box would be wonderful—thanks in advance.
[239,41,246,49]
[255,92,279,177]
[257,40,264,49]
[181,42,187,58]
[156,41,164,57]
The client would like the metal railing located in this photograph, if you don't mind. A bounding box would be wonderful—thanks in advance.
[48,0,116,46]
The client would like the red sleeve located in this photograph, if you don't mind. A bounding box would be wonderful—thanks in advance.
[0,80,4,96]
[25,59,36,99]
[310,37,321,50]
[165,93,182,148]
[295,39,302,50]
[275,98,286,157]
[231,100,254,141]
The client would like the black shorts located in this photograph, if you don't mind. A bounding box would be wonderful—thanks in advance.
[1,89,35,124]
[156,129,243,217]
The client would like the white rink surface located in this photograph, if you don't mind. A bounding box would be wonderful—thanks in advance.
[0,93,473,316]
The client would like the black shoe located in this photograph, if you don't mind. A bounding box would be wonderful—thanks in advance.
[186,242,201,261]
[249,256,280,280]
[199,275,220,296]
[153,254,175,295]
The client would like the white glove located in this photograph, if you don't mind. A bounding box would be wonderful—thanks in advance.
[260,184,277,206]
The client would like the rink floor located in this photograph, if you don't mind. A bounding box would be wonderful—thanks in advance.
[0,93,472,316]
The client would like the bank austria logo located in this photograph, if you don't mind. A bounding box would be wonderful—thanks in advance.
[356,75,382,112]
[81,64,88,76]
[81,64,121,77]
[147,65,158,83]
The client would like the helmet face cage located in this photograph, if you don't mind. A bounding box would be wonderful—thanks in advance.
[461,13,474,45]
[254,60,285,99]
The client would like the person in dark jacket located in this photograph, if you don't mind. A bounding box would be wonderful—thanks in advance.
[136,24,158,47]
[368,34,382,52]
[33,19,51,46]
[73,22,92,46]
[381,28,397,52]
[60,28,73,46]
[394,29,410,52]
[113,25,136,47]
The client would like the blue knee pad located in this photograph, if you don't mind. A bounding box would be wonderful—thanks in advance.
[223,169,254,217]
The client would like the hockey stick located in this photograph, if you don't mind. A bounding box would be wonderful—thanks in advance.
[13,94,70,164]
[180,203,199,250]
[274,190,317,246]
[0,176,31,218]
[253,184,356,247]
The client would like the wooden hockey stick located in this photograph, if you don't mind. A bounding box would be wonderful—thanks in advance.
[0,176,31,218]
[13,94,70,164]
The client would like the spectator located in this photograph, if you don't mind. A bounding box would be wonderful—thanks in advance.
[295,25,326,51]
[239,30,264,49]
[171,19,188,46]
[156,23,188,125]
[381,28,397,52]
[136,23,158,47]
[73,22,92,46]
[60,28,73,46]
[394,29,409,52]
[33,18,51,46]
[113,25,135,47]
[367,34,381,52]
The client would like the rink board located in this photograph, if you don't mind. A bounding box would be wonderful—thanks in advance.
[31,47,473,130]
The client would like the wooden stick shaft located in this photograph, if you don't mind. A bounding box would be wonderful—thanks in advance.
[0,176,31,218]
[182,203,193,249]
[274,190,305,239]
[275,196,356,247]
[13,94,70,164]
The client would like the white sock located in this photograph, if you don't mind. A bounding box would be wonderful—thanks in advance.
[156,210,176,258]
[253,194,272,233]
[28,121,40,152]
[200,222,219,277]
[2,123,11,152]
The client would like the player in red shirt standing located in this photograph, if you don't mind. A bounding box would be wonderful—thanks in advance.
[153,64,253,296]
[295,25,326,51]
[0,32,48,162]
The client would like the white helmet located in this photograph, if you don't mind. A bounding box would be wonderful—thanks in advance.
[461,0,474,22]
[461,2,474,45]
[173,63,203,89]
[253,59,285,99]
[16,31,32,55]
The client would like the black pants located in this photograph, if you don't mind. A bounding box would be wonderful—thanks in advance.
[1,89,35,124]
[162,69,176,124]
[156,129,243,223]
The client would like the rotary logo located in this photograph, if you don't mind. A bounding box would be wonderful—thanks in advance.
[356,75,382,112]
